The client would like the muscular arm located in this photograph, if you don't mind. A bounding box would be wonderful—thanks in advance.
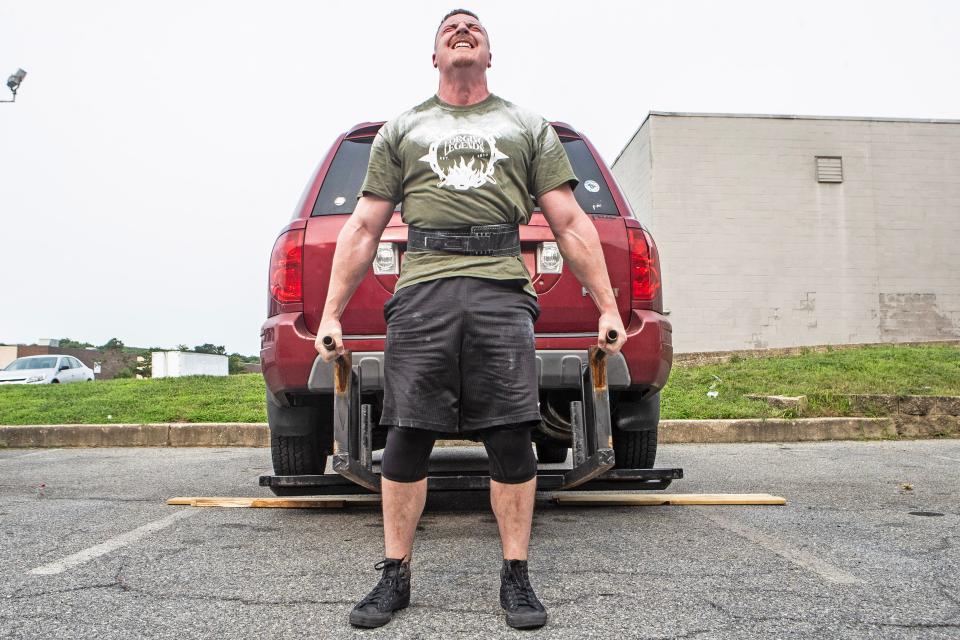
[316,194,395,360]
[538,184,626,354]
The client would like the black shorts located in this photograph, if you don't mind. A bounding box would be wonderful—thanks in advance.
[380,424,538,484]
[379,276,541,434]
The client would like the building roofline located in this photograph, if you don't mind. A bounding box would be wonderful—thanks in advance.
[611,112,655,167]
[612,110,960,167]
[647,110,960,125]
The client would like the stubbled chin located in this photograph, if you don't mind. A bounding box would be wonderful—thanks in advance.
[450,56,478,68]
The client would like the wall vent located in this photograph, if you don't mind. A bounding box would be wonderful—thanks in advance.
[816,156,843,183]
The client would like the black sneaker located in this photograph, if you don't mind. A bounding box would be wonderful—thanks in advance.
[500,559,548,629]
[349,558,411,628]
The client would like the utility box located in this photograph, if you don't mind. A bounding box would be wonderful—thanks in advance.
[152,351,228,378]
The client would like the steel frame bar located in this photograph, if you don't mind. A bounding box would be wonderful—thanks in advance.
[316,347,679,497]
[559,346,615,489]
[331,352,381,492]
[261,467,682,493]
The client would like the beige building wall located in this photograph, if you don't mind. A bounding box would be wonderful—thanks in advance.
[612,113,960,353]
[0,345,18,369]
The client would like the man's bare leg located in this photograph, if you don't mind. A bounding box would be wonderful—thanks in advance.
[491,476,547,628]
[382,477,428,560]
[350,476,422,628]
[489,477,537,559]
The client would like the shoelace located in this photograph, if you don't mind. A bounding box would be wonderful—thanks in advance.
[506,566,539,609]
[358,561,399,607]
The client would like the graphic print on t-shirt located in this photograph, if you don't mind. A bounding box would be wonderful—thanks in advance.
[418,130,510,191]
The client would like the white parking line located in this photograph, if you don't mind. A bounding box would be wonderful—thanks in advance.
[27,509,198,576]
[698,508,863,585]
[0,449,62,462]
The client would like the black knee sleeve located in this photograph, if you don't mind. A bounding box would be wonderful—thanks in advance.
[380,426,439,483]
[479,425,537,484]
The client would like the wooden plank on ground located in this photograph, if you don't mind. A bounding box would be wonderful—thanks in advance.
[168,493,785,508]
[551,493,787,506]
[166,495,381,508]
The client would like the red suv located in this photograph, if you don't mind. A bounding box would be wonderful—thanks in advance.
[261,121,671,480]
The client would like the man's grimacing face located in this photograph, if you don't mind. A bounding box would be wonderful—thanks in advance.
[433,13,492,71]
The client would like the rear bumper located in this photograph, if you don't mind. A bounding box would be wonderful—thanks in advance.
[306,350,631,392]
[623,308,673,393]
[261,308,672,403]
[260,312,317,407]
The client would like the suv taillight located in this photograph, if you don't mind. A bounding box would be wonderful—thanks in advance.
[627,227,661,303]
[269,229,304,304]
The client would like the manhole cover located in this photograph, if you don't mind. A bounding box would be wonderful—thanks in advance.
[908,511,945,517]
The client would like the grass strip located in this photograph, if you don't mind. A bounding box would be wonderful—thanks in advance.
[0,374,266,425]
[0,344,957,425]
[663,344,960,419]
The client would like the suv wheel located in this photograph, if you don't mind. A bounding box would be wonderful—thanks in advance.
[267,392,332,495]
[270,432,329,476]
[611,390,660,469]
[612,429,658,469]
[535,441,568,464]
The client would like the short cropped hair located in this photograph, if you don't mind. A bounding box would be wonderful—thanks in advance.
[438,8,480,28]
[436,8,481,39]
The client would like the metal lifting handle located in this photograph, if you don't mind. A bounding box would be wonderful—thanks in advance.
[560,346,615,489]
[330,347,380,492]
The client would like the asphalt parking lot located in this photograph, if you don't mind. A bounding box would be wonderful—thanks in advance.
[1,441,958,639]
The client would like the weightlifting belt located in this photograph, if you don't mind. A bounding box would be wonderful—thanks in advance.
[407,224,521,256]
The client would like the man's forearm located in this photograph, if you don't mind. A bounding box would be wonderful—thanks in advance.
[321,219,381,321]
[553,215,618,314]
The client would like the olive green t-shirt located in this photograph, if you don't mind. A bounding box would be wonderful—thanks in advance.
[359,93,578,296]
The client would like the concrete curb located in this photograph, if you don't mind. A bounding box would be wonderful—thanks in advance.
[1,416,958,448]
[659,417,896,443]
[0,423,269,448]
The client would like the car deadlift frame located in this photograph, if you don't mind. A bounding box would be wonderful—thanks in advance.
[260,345,683,495]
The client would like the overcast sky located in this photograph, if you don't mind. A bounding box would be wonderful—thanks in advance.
[1,0,957,356]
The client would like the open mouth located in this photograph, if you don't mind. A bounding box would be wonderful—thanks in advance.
[451,40,474,50]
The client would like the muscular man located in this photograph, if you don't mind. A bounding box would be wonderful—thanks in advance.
[316,9,625,630]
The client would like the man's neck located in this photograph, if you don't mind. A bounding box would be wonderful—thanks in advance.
[436,69,490,106]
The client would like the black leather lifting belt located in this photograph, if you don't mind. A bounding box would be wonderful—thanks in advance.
[407,224,521,256]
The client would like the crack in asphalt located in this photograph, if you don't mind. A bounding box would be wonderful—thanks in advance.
[935,578,960,611]
[915,535,958,556]
[11,581,356,608]
[407,603,489,616]
[411,567,741,580]
[9,566,353,608]
[642,628,717,640]
[873,621,960,629]
[699,597,960,633]
[8,581,118,600]
[0,495,159,504]
[712,585,838,600]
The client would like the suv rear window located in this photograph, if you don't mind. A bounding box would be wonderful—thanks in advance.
[558,139,617,215]
[312,139,376,216]
[311,132,619,216]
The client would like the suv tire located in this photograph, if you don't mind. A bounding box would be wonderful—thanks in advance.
[535,441,568,464]
[270,432,329,476]
[612,428,658,469]
[267,392,332,494]
[611,390,660,469]
[269,433,330,496]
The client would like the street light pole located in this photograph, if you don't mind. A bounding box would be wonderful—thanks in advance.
[1,69,27,103]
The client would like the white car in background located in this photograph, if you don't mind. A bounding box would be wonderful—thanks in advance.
[0,355,95,384]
